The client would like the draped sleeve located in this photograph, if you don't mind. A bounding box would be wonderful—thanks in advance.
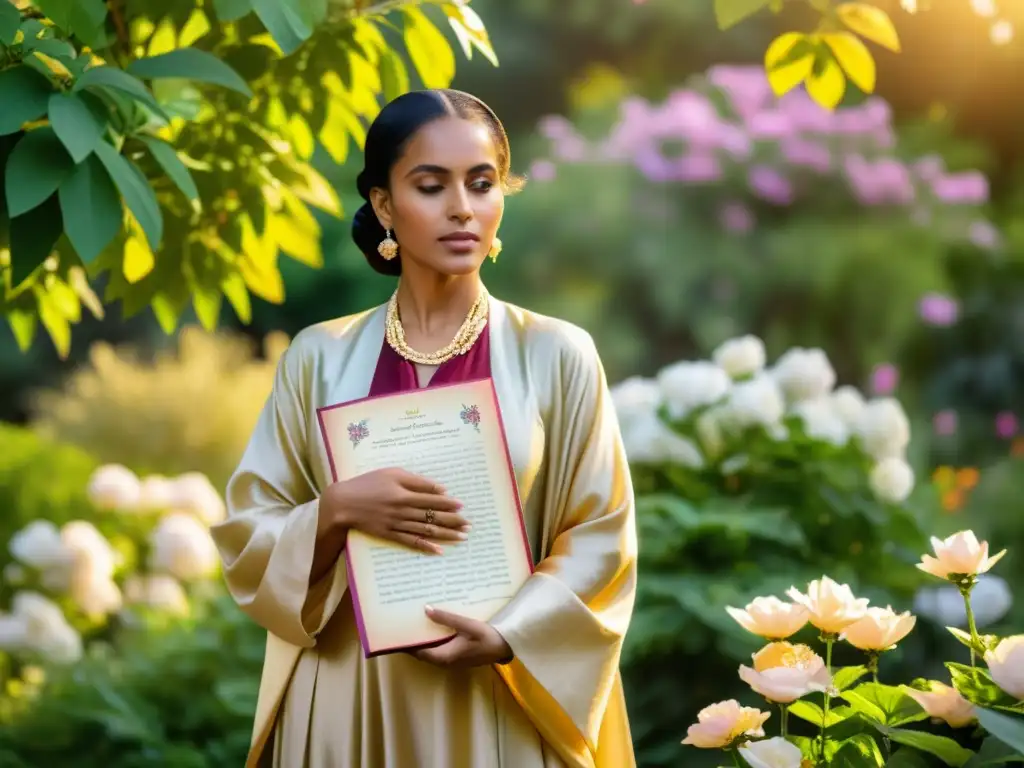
[211,332,349,648]
[489,325,638,768]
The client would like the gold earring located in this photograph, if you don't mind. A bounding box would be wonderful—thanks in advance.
[378,229,398,260]
[488,237,503,263]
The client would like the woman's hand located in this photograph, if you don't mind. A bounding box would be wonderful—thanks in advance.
[413,607,514,668]
[320,468,470,555]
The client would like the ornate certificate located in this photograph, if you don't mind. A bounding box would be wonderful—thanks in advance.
[316,378,533,658]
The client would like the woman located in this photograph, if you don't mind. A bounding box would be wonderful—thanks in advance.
[212,88,637,768]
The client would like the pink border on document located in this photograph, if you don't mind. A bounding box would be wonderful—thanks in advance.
[315,376,535,659]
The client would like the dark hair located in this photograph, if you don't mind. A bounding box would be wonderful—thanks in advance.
[351,89,520,276]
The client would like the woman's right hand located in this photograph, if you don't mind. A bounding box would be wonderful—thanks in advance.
[320,468,469,555]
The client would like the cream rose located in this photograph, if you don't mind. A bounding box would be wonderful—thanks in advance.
[8,520,71,572]
[657,361,732,419]
[840,606,916,651]
[712,335,767,379]
[86,464,142,510]
[726,597,808,640]
[905,682,976,728]
[830,385,866,428]
[984,635,1024,700]
[12,591,83,664]
[916,530,1007,581]
[771,347,836,402]
[171,472,227,525]
[723,375,786,430]
[790,398,849,446]
[857,397,911,460]
[738,736,804,768]
[739,642,831,703]
[610,375,662,428]
[149,512,220,581]
[786,576,869,635]
[681,699,770,748]
[124,574,190,617]
[869,457,915,503]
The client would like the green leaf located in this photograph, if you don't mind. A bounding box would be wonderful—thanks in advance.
[714,0,771,29]
[4,127,75,217]
[379,46,410,103]
[966,735,1024,766]
[73,65,169,121]
[947,628,1001,656]
[9,195,62,288]
[0,0,20,45]
[58,153,122,264]
[832,733,885,767]
[93,141,162,251]
[35,284,71,358]
[947,664,1020,709]
[885,728,975,767]
[789,700,854,727]
[31,0,106,41]
[402,7,456,89]
[886,749,934,768]
[5,307,37,351]
[252,0,311,55]
[220,270,251,323]
[213,0,253,22]
[192,283,222,331]
[976,708,1024,756]
[442,4,499,67]
[128,49,253,97]
[48,92,106,163]
[834,666,870,692]
[841,683,927,727]
[0,67,54,136]
[140,137,199,202]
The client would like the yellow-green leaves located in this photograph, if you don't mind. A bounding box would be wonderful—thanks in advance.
[837,2,901,52]
[729,1,902,110]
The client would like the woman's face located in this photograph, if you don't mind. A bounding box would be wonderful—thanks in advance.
[371,116,505,277]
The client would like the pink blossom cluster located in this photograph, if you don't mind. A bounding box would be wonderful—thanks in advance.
[529,65,997,246]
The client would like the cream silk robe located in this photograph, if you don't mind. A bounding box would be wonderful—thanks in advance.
[211,296,638,768]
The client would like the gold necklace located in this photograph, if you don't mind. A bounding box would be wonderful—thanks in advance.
[385,287,489,365]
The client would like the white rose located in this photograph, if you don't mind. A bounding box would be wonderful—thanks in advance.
[771,347,836,402]
[790,398,849,446]
[138,475,179,511]
[830,386,866,428]
[69,563,123,617]
[870,457,915,503]
[124,575,190,617]
[171,472,227,525]
[610,376,662,428]
[723,375,785,430]
[657,361,731,419]
[984,636,1024,700]
[621,412,705,468]
[8,520,72,572]
[86,464,141,511]
[0,614,28,651]
[712,335,767,379]
[858,397,911,460]
[61,521,118,579]
[12,591,83,664]
[913,575,1012,629]
[738,736,804,768]
[149,512,220,581]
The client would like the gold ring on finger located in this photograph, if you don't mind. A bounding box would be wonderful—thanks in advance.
[425,523,435,538]
[425,509,435,524]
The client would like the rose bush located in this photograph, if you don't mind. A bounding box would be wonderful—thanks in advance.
[680,530,1024,767]
[614,334,938,764]
[0,462,259,766]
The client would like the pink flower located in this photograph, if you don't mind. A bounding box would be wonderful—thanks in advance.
[919,293,959,326]
[995,411,1018,439]
[677,153,722,182]
[528,160,556,182]
[748,166,793,205]
[871,364,899,395]
[932,171,989,204]
[932,410,958,436]
[780,138,831,172]
[707,65,773,118]
[719,202,755,233]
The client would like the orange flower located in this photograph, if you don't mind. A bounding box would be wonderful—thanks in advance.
[955,468,979,490]
[942,490,964,513]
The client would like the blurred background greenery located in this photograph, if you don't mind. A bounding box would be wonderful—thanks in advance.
[2,0,1024,765]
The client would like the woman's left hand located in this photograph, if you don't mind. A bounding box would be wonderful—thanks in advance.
[413,606,513,668]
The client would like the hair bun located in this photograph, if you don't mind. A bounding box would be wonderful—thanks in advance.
[351,202,402,276]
